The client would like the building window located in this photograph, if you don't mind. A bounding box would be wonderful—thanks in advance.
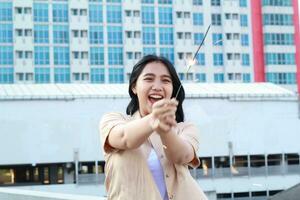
[212,33,223,46]
[243,73,251,83]
[195,73,206,82]
[54,47,70,65]
[211,14,222,25]
[263,14,293,26]
[0,24,12,43]
[90,47,104,65]
[91,68,105,83]
[158,7,173,24]
[193,0,203,6]
[107,5,122,23]
[54,67,70,83]
[108,47,123,65]
[109,68,124,83]
[0,67,13,83]
[107,26,122,44]
[211,0,221,6]
[194,33,204,45]
[34,46,49,65]
[195,53,205,65]
[143,27,156,45]
[34,25,49,44]
[265,53,295,65]
[53,25,69,44]
[35,67,50,83]
[33,3,48,22]
[142,6,155,24]
[159,27,173,45]
[0,46,13,65]
[0,2,12,21]
[213,53,223,66]
[89,26,103,44]
[52,4,68,22]
[89,4,103,23]
[266,72,296,84]
[262,0,292,6]
[239,0,247,7]
[193,13,203,25]
[241,34,249,46]
[214,73,224,83]
[160,48,174,63]
[240,14,248,27]
[142,0,154,3]
[143,47,156,56]
[264,33,294,45]
[241,53,250,66]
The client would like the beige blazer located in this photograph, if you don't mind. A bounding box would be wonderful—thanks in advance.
[99,112,207,200]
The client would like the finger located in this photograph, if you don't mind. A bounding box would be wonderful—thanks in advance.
[164,116,177,126]
[152,99,168,108]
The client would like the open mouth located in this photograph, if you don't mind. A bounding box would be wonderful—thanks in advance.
[148,94,164,105]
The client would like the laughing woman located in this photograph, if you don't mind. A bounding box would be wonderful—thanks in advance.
[99,55,207,200]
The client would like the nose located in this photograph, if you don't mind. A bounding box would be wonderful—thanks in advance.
[151,80,163,91]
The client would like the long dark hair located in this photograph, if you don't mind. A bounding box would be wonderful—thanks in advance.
[126,55,185,122]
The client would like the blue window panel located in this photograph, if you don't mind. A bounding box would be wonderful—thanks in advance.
[89,4,103,23]
[241,34,249,46]
[34,46,49,65]
[34,25,49,44]
[212,33,223,46]
[158,7,173,25]
[193,0,203,5]
[159,27,173,45]
[0,24,13,43]
[213,53,223,66]
[0,46,13,65]
[193,13,203,25]
[263,14,293,26]
[240,14,248,27]
[239,0,247,7]
[109,68,124,83]
[195,53,205,65]
[143,27,156,45]
[142,0,154,3]
[35,67,50,83]
[158,0,172,4]
[211,13,222,25]
[142,6,155,24]
[265,53,295,65]
[266,72,296,84]
[143,47,156,56]
[108,47,123,65]
[90,47,104,65]
[91,68,105,83]
[54,47,70,65]
[54,67,70,83]
[107,5,122,23]
[214,73,224,83]
[89,26,103,44]
[194,33,204,45]
[262,0,292,6]
[160,48,174,64]
[53,25,69,44]
[242,53,250,66]
[34,3,48,22]
[196,73,206,82]
[0,67,13,83]
[264,33,294,45]
[107,0,121,2]
[53,4,68,22]
[107,26,123,44]
[0,2,12,21]
[242,73,251,83]
[211,0,221,6]
[89,0,103,2]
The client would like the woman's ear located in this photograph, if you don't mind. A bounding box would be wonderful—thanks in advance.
[131,85,137,94]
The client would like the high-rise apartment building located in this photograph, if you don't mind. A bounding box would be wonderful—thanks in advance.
[0,0,299,92]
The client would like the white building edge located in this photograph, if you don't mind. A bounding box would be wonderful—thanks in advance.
[0,83,299,199]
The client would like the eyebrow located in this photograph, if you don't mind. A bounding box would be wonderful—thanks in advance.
[143,73,172,79]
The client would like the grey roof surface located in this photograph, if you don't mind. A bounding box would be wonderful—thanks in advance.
[268,183,300,200]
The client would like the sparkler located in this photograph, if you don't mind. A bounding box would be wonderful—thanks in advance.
[175,24,211,99]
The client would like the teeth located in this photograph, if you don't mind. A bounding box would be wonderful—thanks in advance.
[149,95,163,99]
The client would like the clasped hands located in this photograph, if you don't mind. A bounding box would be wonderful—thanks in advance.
[150,98,178,134]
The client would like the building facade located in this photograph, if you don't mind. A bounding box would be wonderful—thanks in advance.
[0,0,299,93]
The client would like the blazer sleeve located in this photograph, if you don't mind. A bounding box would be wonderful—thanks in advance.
[99,112,126,154]
[178,122,201,168]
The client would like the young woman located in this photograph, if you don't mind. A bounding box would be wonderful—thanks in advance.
[100,55,207,200]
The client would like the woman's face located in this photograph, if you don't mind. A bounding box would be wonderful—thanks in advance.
[132,61,173,116]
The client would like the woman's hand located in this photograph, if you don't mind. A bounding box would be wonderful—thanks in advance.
[150,98,178,134]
